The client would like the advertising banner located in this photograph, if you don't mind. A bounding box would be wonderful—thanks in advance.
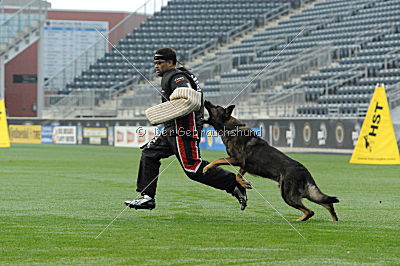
[82,127,108,145]
[42,125,76,144]
[245,119,361,150]
[200,127,262,151]
[114,126,158,148]
[9,125,41,144]
[41,125,55,144]
[108,127,114,146]
[52,126,76,144]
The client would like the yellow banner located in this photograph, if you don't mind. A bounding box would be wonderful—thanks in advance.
[9,125,42,144]
[350,86,400,165]
[0,100,10,148]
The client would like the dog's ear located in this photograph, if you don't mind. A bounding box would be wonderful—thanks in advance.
[225,105,235,117]
[204,100,212,108]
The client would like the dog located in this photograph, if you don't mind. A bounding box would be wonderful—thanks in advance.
[203,100,339,221]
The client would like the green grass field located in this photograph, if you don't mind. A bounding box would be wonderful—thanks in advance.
[1,144,399,265]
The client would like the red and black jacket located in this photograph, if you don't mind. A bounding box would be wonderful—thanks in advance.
[160,67,204,138]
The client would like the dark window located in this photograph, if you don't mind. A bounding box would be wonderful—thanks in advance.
[13,74,37,84]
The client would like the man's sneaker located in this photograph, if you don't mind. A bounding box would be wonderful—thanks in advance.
[124,195,156,210]
[232,186,247,211]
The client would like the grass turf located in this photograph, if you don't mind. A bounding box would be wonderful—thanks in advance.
[0,144,399,265]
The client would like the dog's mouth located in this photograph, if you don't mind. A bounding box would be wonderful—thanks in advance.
[203,117,213,125]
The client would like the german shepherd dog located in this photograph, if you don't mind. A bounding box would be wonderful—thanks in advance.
[203,100,339,221]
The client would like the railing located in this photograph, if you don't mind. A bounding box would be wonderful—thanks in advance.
[324,65,366,95]
[43,89,119,118]
[186,38,218,62]
[384,47,400,70]
[222,3,291,45]
[224,20,255,44]
[0,0,47,53]
[216,44,333,107]
[228,10,352,68]
[388,81,400,110]
[258,4,290,26]
[235,103,302,119]
[261,45,333,89]
[191,53,233,82]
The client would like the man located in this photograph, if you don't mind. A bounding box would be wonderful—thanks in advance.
[124,47,247,210]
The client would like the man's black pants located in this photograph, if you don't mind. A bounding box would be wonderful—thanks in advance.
[136,133,238,198]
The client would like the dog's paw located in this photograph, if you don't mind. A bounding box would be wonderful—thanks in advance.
[236,176,252,189]
[245,182,253,189]
[242,181,253,189]
[202,164,212,174]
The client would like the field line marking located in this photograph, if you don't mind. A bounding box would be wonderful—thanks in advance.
[95,158,177,239]
[222,158,306,240]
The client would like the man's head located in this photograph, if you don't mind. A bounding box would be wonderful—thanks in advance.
[154,48,177,76]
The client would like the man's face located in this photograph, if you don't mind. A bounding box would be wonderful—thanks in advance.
[154,54,174,76]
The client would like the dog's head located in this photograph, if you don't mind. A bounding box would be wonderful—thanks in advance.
[204,100,245,129]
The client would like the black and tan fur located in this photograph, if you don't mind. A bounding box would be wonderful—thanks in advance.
[203,101,339,221]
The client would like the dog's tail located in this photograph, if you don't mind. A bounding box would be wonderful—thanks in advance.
[306,183,339,204]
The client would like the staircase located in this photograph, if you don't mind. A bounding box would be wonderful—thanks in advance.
[0,0,48,63]
[0,0,48,100]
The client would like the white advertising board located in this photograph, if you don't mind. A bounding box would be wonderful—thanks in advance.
[52,126,76,144]
[114,126,158,148]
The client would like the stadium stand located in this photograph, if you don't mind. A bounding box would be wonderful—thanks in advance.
[291,0,400,116]
[199,0,400,118]
[61,0,290,95]
[44,0,400,119]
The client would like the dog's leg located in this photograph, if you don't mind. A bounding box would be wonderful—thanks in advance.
[203,157,239,173]
[284,199,315,222]
[236,168,252,189]
[293,207,315,222]
[280,179,314,221]
[321,203,339,221]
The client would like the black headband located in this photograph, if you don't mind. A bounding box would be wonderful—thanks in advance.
[154,55,175,61]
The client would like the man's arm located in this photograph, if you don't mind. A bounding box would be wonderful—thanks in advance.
[170,73,192,92]
[145,74,201,125]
